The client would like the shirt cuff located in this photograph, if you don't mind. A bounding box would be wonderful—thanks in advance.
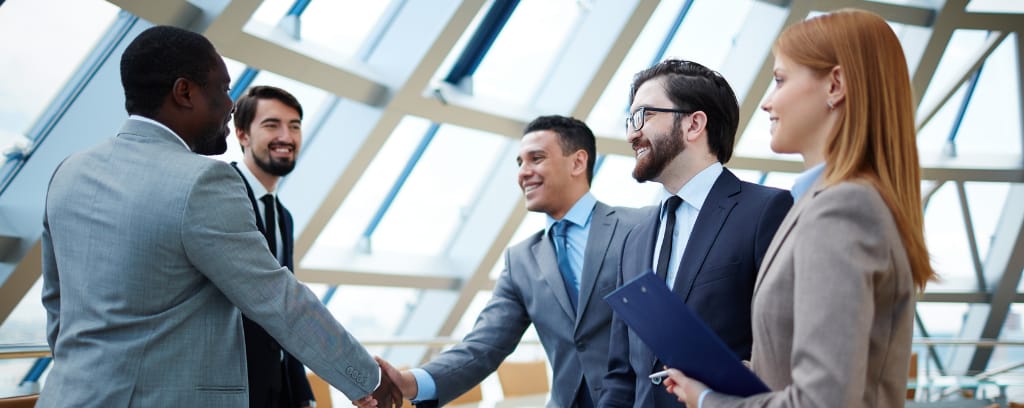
[698,389,713,408]
[408,368,438,402]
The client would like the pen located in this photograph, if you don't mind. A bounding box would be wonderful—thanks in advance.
[649,369,671,384]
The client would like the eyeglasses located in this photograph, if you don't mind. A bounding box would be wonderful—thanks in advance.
[625,107,691,132]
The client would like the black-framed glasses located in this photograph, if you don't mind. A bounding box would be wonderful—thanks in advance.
[625,107,691,132]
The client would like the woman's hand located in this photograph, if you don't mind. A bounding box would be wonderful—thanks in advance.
[662,367,710,406]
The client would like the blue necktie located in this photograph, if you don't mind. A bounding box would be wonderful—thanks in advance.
[552,220,579,310]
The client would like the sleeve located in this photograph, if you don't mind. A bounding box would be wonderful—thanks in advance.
[180,162,379,401]
[599,227,637,408]
[706,185,890,407]
[41,210,60,351]
[420,248,532,406]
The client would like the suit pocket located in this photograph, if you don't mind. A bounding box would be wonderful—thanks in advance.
[692,261,741,288]
[195,385,245,393]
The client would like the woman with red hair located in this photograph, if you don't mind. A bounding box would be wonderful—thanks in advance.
[662,9,935,407]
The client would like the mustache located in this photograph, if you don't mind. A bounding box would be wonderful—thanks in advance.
[268,142,296,149]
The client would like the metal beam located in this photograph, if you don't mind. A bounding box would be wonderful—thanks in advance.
[916,32,1007,131]
[0,241,40,324]
[910,0,967,107]
[961,184,1024,374]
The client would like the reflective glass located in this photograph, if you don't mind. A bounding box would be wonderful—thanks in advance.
[967,0,1024,13]
[0,0,118,145]
[371,124,507,256]
[470,0,584,104]
[590,154,662,208]
[952,33,1021,158]
[313,115,432,253]
[0,278,44,344]
[249,0,395,59]
[924,182,978,291]
[659,0,754,70]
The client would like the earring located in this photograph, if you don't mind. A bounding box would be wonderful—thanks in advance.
[827,100,834,110]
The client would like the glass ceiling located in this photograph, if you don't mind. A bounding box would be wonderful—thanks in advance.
[1,0,1023,402]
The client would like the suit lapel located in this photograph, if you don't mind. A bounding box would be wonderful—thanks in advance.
[673,170,739,300]
[532,235,576,319]
[278,200,295,271]
[752,185,819,294]
[576,203,616,328]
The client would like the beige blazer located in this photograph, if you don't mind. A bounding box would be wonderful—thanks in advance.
[707,181,916,407]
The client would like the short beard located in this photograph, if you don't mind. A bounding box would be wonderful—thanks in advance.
[254,154,296,176]
[632,120,684,182]
[193,129,228,156]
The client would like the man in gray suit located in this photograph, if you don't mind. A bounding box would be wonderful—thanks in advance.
[374,115,648,408]
[39,25,399,407]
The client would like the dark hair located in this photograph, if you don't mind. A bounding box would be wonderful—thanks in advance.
[233,85,304,134]
[120,26,219,117]
[629,59,739,163]
[523,115,596,184]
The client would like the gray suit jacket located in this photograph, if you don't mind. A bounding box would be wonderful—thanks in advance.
[420,202,650,407]
[39,119,379,407]
[706,181,915,407]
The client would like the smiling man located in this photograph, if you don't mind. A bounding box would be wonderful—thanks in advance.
[374,115,650,408]
[599,59,793,408]
[231,85,314,408]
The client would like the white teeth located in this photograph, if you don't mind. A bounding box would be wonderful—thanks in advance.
[636,147,649,157]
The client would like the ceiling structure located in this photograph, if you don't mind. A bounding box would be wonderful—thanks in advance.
[0,0,1023,397]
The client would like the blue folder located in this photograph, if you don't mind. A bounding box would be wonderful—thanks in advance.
[604,272,770,397]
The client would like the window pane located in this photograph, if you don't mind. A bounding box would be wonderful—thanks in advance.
[660,0,754,71]
[0,0,118,143]
[586,0,687,136]
[295,1,395,59]
[924,182,977,291]
[470,0,584,104]
[0,277,44,344]
[953,33,1021,158]
[371,124,508,256]
[313,115,432,253]
[590,154,662,208]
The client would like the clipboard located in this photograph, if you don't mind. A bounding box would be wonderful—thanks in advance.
[604,272,770,397]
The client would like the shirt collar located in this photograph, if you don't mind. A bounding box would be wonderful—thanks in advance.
[128,115,190,150]
[235,161,272,199]
[659,162,723,215]
[791,162,826,200]
[546,192,597,231]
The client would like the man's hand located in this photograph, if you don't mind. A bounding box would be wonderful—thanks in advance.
[372,362,404,408]
[376,356,418,398]
[352,359,404,408]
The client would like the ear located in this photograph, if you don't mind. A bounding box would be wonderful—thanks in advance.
[827,65,846,107]
[235,126,251,148]
[684,111,708,143]
[570,149,588,178]
[170,78,196,109]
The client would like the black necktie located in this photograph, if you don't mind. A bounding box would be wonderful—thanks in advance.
[655,196,683,282]
[551,220,579,310]
[260,193,277,258]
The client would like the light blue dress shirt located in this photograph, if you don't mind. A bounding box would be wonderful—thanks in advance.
[653,162,722,290]
[408,192,598,402]
[791,162,825,200]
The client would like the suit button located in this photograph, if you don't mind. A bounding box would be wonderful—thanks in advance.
[576,341,586,351]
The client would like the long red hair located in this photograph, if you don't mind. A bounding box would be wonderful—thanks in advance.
[775,9,935,290]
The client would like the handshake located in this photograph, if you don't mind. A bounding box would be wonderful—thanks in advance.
[353,357,416,408]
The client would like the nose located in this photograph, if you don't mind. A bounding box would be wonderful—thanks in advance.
[626,128,641,144]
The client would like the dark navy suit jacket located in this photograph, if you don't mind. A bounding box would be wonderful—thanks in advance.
[233,163,315,408]
[600,168,792,408]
